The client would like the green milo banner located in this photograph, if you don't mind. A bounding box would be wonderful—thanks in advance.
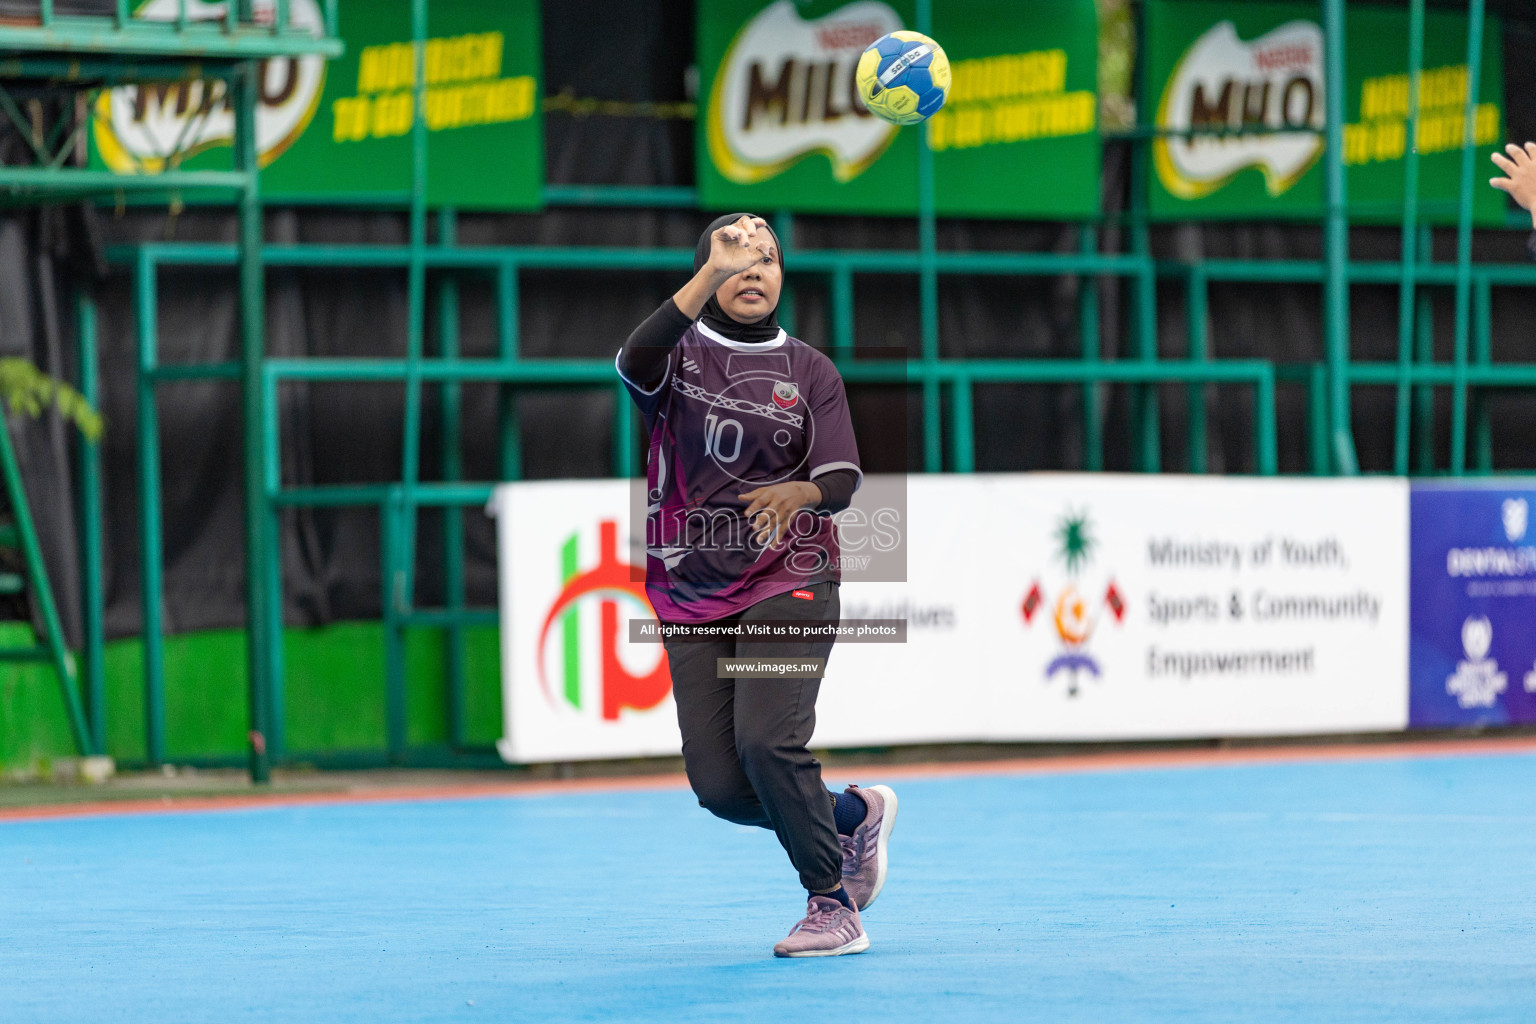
[1148,0,1504,224]
[698,0,1101,217]
[90,0,542,209]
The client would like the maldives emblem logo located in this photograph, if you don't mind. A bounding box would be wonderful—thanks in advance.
[536,520,671,721]
[1020,510,1125,698]
[772,380,800,409]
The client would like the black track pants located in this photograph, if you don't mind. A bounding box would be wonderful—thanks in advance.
[661,581,843,893]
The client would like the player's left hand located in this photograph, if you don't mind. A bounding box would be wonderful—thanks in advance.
[738,481,821,548]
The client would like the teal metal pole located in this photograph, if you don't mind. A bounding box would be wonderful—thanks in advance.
[1472,276,1493,473]
[950,373,974,472]
[1414,296,1437,470]
[1131,1,1159,472]
[75,288,106,754]
[830,264,854,361]
[134,250,165,766]
[497,260,522,481]
[0,414,90,755]
[1255,370,1278,476]
[773,209,795,336]
[261,363,281,498]
[438,209,467,750]
[397,0,428,611]
[613,378,636,478]
[1186,267,1208,473]
[1393,0,1424,477]
[1449,0,1485,476]
[1078,225,1102,471]
[1322,0,1358,475]
[1414,225,1436,472]
[263,487,285,758]
[235,59,272,784]
[1307,363,1328,475]
[381,488,407,759]
[383,0,431,764]
[917,0,940,473]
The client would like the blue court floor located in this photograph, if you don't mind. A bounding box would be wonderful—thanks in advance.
[5,748,1536,1023]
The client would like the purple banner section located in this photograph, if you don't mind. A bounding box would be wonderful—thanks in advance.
[1410,483,1536,728]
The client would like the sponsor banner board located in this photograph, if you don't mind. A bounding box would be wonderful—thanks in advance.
[1147,0,1504,224]
[493,480,680,763]
[90,0,542,209]
[816,474,1409,744]
[1409,483,1536,728]
[494,474,1408,762]
[697,0,1101,217]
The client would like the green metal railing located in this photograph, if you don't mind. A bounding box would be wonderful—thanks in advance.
[64,0,1536,776]
[0,0,342,768]
[11,0,339,53]
[0,399,91,756]
[0,1,342,203]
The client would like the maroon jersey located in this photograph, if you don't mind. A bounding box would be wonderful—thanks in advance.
[616,320,862,623]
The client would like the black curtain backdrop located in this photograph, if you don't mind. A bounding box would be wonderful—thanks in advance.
[0,0,1532,643]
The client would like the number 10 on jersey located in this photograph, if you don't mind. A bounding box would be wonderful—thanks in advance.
[704,413,744,463]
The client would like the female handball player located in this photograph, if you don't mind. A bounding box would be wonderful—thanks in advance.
[616,213,898,958]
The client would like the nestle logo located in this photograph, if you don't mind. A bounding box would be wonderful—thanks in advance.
[816,22,884,51]
[1254,43,1313,73]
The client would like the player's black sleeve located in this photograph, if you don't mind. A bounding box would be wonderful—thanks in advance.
[618,298,693,389]
[1527,230,1536,262]
[812,469,857,515]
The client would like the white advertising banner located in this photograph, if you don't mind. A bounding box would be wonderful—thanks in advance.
[491,480,682,762]
[494,474,1410,762]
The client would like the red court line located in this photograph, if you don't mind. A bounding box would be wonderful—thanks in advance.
[0,773,692,824]
[863,734,1536,782]
[4,734,1535,824]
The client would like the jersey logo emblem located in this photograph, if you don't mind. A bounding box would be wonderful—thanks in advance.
[772,381,800,409]
[682,357,700,373]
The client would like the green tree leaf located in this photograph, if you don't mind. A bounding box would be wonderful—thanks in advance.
[0,358,103,441]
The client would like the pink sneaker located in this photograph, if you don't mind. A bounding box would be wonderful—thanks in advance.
[772,894,870,958]
[838,784,897,911]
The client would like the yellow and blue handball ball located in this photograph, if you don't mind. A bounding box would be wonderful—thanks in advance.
[855,31,951,126]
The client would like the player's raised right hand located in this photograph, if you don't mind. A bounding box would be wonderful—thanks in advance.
[708,215,773,278]
[1491,142,1536,219]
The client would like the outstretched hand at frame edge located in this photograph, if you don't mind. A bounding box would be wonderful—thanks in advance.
[1491,142,1536,228]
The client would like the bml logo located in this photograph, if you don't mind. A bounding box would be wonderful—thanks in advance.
[536,520,671,721]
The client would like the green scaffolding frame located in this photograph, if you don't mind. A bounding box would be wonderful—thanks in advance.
[0,0,340,772]
[71,0,1536,777]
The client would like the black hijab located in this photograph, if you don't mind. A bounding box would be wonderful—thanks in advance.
[692,211,784,344]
